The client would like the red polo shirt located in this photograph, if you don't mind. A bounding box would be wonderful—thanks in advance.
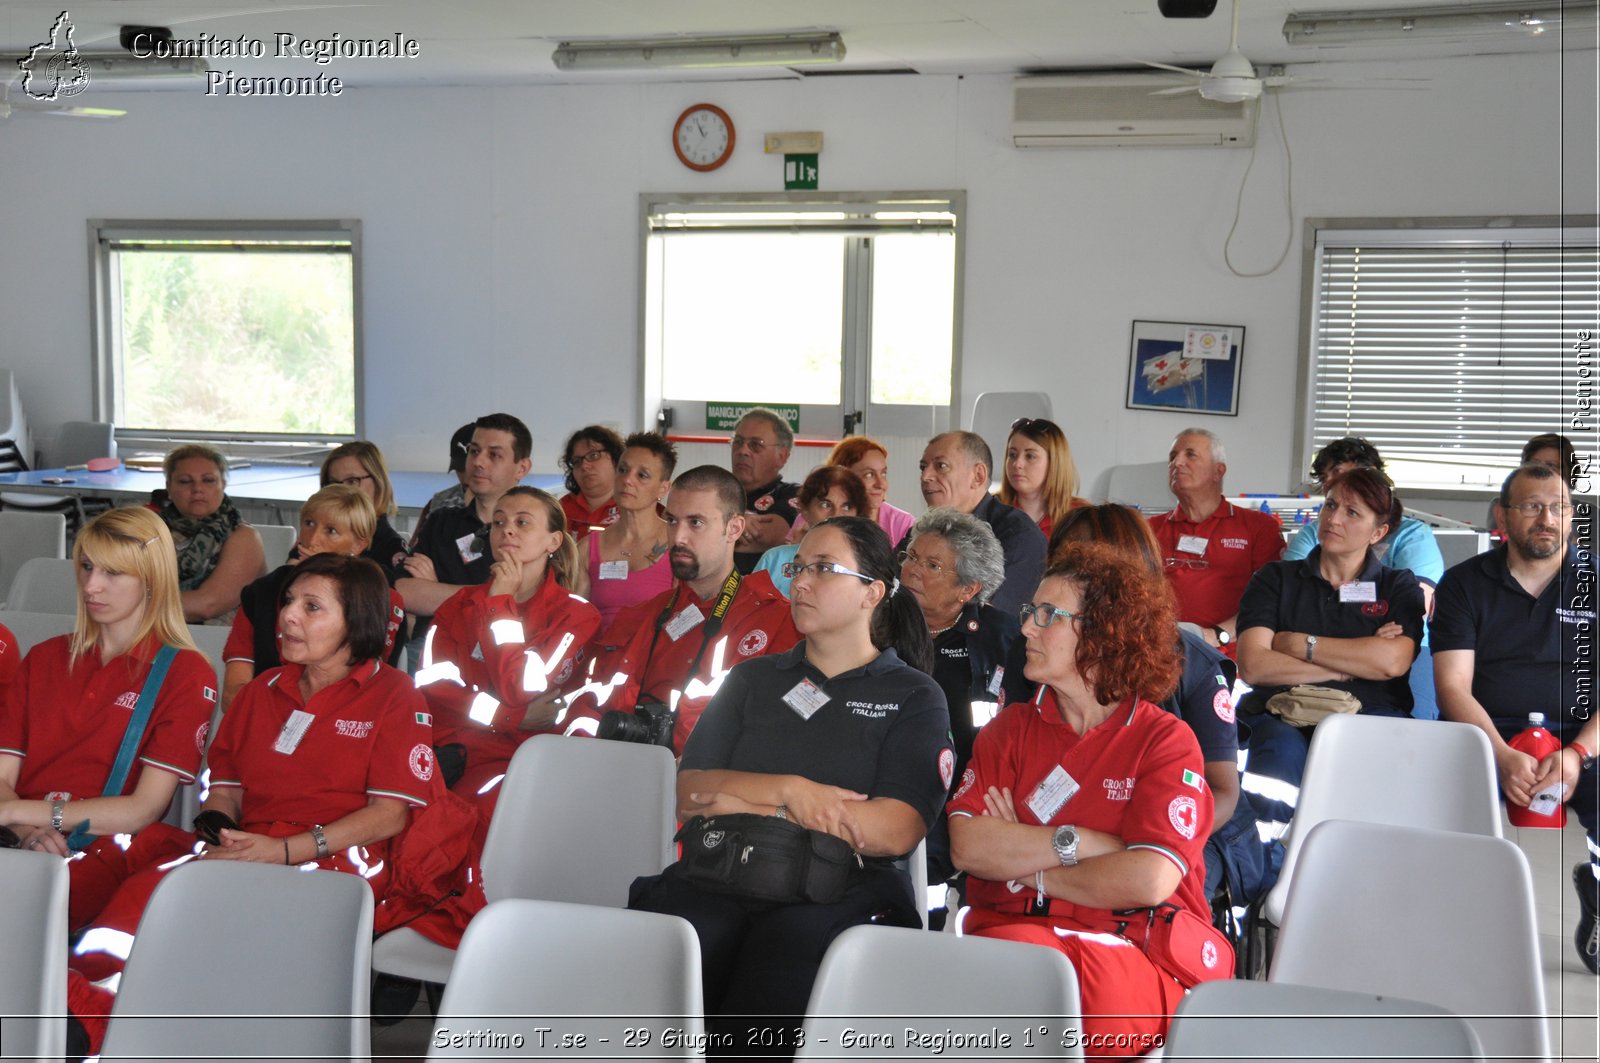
[0,623,18,714]
[1150,500,1284,646]
[561,569,800,752]
[948,689,1212,924]
[560,493,620,540]
[0,635,216,799]
[208,659,433,828]
[416,576,601,763]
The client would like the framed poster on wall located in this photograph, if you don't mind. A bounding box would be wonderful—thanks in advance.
[1125,319,1244,416]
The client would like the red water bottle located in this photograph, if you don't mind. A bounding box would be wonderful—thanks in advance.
[1507,713,1567,828]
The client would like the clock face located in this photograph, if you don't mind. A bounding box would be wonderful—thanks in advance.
[674,104,735,172]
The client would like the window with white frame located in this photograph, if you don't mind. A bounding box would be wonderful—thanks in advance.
[641,193,962,441]
[91,221,361,441]
[1301,219,1599,491]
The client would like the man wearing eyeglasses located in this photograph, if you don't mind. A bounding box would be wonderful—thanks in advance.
[1433,461,1599,974]
[562,465,799,753]
[728,408,802,575]
[1149,428,1285,659]
[906,431,1046,619]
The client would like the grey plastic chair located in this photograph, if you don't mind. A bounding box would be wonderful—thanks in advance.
[1166,979,1484,1062]
[372,734,677,986]
[0,608,76,654]
[0,848,69,1063]
[1262,713,1502,927]
[798,923,1084,1060]
[252,523,297,567]
[0,509,66,607]
[428,898,703,1059]
[100,860,373,1063]
[1271,820,1548,1063]
[5,557,79,614]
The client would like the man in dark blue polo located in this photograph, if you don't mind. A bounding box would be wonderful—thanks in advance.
[1433,462,1599,974]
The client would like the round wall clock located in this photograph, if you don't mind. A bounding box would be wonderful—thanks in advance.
[673,103,735,172]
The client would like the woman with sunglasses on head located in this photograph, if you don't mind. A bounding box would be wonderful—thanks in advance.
[319,440,409,582]
[0,508,215,930]
[416,487,600,805]
[998,417,1089,539]
[559,425,625,540]
[948,543,1215,1057]
[1236,466,1425,825]
[630,516,951,1057]
[586,432,677,627]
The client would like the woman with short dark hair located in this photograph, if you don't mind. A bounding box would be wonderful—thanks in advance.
[559,425,625,539]
[754,465,868,596]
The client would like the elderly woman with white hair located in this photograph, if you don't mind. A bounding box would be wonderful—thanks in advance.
[898,507,1034,887]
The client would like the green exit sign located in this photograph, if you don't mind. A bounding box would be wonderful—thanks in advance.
[784,153,818,190]
[705,403,800,431]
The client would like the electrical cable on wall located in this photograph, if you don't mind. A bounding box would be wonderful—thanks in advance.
[1223,90,1294,278]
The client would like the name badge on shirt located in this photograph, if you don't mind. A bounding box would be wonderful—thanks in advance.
[1339,581,1378,603]
[1026,764,1079,823]
[664,603,705,642]
[783,679,831,720]
[273,709,316,755]
[455,531,484,565]
[986,665,1005,698]
[598,559,630,581]
[1177,535,1208,556]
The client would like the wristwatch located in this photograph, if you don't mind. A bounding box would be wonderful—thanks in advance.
[311,824,330,859]
[50,798,66,833]
[1212,626,1231,647]
[773,804,790,822]
[1571,741,1596,772]
[1051,824,1080,867]
[1305,634,1319,662]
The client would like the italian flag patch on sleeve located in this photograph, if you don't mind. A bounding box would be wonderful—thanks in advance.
[1182,768,1204,791]
[416,711,432,726]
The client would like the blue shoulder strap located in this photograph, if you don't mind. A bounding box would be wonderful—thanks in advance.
[67,644,179,852]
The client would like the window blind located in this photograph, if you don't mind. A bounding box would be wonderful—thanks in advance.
[1309,231,1598,482]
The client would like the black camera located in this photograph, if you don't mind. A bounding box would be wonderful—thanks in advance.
[597,699,676,747]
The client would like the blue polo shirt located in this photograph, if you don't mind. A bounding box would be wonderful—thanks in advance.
[1429,545,1598,741]
[1237,547,1426,714]
[1159,628,1239,764]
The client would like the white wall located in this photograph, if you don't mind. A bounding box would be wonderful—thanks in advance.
[0,49,1592,512]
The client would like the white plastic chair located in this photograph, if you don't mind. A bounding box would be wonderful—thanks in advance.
[0,510,66,606]
[428,898,703,1059]
[1101,460,1176,511]
[1166,979,1484,1061]
[0,848,69,1063]
[1270,820,1548,1063]
[798,923,1084,1060]
[1262,713,1501,926]
[4,557,79,614]
[252,523,297,566]
[101,860,373,1063]
[371,734,677,985]
[0,608,76,654]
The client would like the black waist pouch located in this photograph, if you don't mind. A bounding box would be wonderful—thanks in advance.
[671,814,862,905]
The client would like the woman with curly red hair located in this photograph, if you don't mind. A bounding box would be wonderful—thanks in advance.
[948,542,1221,1056]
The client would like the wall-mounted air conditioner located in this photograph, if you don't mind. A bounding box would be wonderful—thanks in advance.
[1011,73,1257,147]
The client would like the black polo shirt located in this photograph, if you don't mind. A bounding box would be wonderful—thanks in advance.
[683,643,953,831]
[409,502,492,588]
[1160,628,1239,763]
[1430,545,1597,741]
[1237,547,1425,714]
[930,602,1032,777]
[733,477,803,575]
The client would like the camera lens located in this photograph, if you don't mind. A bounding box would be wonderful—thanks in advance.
[598,709,649,744]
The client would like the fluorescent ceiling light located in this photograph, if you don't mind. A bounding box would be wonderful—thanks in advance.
[1284,2,1598,44]
[1,53,209,82]
[551,33,845,71]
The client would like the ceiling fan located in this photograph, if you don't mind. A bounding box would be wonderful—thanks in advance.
[1138,0,1425,103]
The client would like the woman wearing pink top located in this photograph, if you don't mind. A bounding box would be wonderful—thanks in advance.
[585,432,677,627]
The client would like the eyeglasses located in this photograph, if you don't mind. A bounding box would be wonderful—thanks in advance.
[1018,602,1081,628]
[1505,501,1573,518]
[336,474,374,487]
[731,435,777,454]
[896,548,948,578]
[564,450,611,469]
[1164,556,1210,571]
[781,560,875,583]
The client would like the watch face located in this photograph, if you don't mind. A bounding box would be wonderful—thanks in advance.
[674,104,734,172]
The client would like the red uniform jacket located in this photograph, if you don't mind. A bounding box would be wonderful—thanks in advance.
[416,577,600,767]
[561,569,799,753]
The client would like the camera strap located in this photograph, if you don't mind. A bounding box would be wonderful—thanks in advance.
[647,570,743,688]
